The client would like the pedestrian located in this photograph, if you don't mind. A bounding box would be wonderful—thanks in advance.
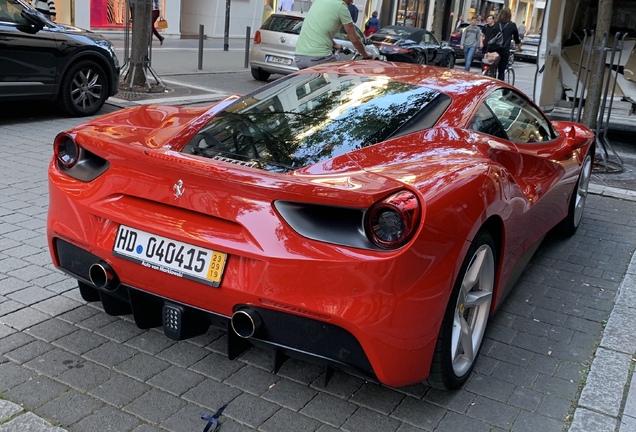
[460,17,482,71]
[486,8,521,81]
[348,0,358,24]
[151,0,165,45]
[481,15,495,50]
[364,11,380,37]
[455,15,464,30]
[518,20,526,39]
[31,0,56,21]
[294,0,372,70]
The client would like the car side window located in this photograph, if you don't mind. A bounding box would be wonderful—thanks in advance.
[0,0,26,25]
[469,104,508,140]
[484,89,557,144]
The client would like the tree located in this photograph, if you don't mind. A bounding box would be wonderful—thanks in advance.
[120,0,165,91]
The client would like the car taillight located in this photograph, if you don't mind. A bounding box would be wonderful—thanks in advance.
[451,31,460,38]
[366,190,421,249]
[254,30,261,44]
[55,134,79,168]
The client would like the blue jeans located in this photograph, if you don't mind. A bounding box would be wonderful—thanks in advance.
[463,46,477,71]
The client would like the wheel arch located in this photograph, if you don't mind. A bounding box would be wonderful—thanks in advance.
[56,50,118,98]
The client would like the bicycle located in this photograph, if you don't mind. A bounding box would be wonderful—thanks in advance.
[481,49,515,85]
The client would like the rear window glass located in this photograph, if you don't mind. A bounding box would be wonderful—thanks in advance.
[182,73,449,173]
[261,15,303,34]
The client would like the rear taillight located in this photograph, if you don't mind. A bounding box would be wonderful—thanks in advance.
[254,30,261,44]
[55,134,79,168]
[365,190,421,249]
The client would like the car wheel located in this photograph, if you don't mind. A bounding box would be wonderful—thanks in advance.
[446,54,455,69]
[428,231,496,390]
[251,67,271,81]
[416,53,427,65]
[58,60,108,117]
[559,151,593,236]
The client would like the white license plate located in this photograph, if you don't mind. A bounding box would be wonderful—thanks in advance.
[112,225,227,287]
[266,55,293,65]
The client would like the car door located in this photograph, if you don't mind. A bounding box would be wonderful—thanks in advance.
[421,31,440,61]
[0,0,59,98]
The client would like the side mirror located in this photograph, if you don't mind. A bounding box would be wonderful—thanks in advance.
[20,8,45,31]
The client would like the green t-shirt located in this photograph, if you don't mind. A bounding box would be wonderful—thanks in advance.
[295,0,353,57]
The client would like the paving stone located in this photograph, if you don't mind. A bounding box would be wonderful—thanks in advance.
[57,360,113,392]
[160,404,217,432]
[491,361,539,387]
[125,330,176,355]
[115,352,171,381]
[75,310,120,332]
[578,347,631,417]
[95,319,146,343]
[23,348,83,377]
[89,374,151,408]
[262,378,318,412]
[511,410,566,432]
[390,396,446,430]
[341,406,401,432]
[32,296,83,317]
[182,378,242,411]
[0,277,30,295]
[258,408,321,432]
[538,394,572,421]
[5,340,53,364]
[3,375,68,409]
[1,306,51,330]
[52,329,108,355]
[69,406,141,432]
[310,370,365,399]
[223,363,280,396]
[25,318,79,343]
[464,374,516,403]
[57,305,100,325]
[223,392,280,428]
[0,299,23,317]
[299,391,357,427]
[0,361,37,392]
[275,357,325,386]
[7,264,54,282]
[124,388,187,424]
[349,382,404,415]
[423,387,476,414]
[146,364,205,396]
[0,412,66,432]
[532,373,580,400]
[35,390,104,427]
[155,341,209,368]
[434,411,492,432]
[189,352,244,381]
[83,340,137,367]
[569,407,616,432]
[0,399,23,422]
[0,331,35,355]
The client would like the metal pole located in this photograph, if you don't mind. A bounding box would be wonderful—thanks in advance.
[224,0,231,51]
[244,26,251,69]
[198,25,204,71]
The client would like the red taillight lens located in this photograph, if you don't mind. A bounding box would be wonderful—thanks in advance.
[254,30,261,44]
[54,134,79,168]
[451,31,460,38]
[366,190,421,249]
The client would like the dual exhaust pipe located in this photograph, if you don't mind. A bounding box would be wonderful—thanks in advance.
[90,261,262,339]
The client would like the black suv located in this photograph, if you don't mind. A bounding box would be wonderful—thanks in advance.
[0,0,120,116]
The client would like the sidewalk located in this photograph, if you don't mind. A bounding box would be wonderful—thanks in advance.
[1,38,636,432]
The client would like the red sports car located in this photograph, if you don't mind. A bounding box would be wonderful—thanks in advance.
[47,62,594,389]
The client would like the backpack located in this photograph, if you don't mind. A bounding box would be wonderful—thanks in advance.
[488,23,509,51]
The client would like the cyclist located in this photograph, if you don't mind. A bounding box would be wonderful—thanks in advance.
[294,0,373,70]
[486,8,522,81]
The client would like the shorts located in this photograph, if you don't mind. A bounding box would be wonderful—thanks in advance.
[294,53,340,70]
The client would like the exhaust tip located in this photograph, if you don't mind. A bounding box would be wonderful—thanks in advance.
[231,308,262,338]
[89,262,117,290]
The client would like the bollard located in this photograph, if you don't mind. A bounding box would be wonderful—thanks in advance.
[244,26,251,69]
[198,25,204,70]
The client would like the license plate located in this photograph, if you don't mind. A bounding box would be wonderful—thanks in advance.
[266,55,293,65]
[112,225,227,287]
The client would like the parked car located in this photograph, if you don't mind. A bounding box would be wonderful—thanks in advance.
[369,25,455,67]
[48,61,594,389]
[517,33,540,62]
[249,12,383,81]
[449,22,486,63]
[0,0,120,116]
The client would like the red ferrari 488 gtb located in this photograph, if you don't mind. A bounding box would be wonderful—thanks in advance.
[47,62,594,389]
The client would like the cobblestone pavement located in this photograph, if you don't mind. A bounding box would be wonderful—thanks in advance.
[1,97,636,432]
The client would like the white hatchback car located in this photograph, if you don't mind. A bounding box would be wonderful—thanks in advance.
[249,12,383,81]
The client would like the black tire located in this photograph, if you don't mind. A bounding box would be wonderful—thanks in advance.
[251,67,271,81]
[446,54,456,69]
[428,231,497,390]
[58,60,108,117]
[415,53,427,65]
[505,68,515,86]
[559,151,593,236]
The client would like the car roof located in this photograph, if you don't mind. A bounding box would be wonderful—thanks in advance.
[269,12,306,19]
[379,25,431,34]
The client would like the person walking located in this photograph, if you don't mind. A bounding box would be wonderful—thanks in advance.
[294,0,372,70]
[151,0,165,45]
[518,20,527,40]
[481,15,495,51]
[348,0,358,24]
[460,17,482,71]
[455,15,464,30]
[31,0,56,21]
[486,8,521,81]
